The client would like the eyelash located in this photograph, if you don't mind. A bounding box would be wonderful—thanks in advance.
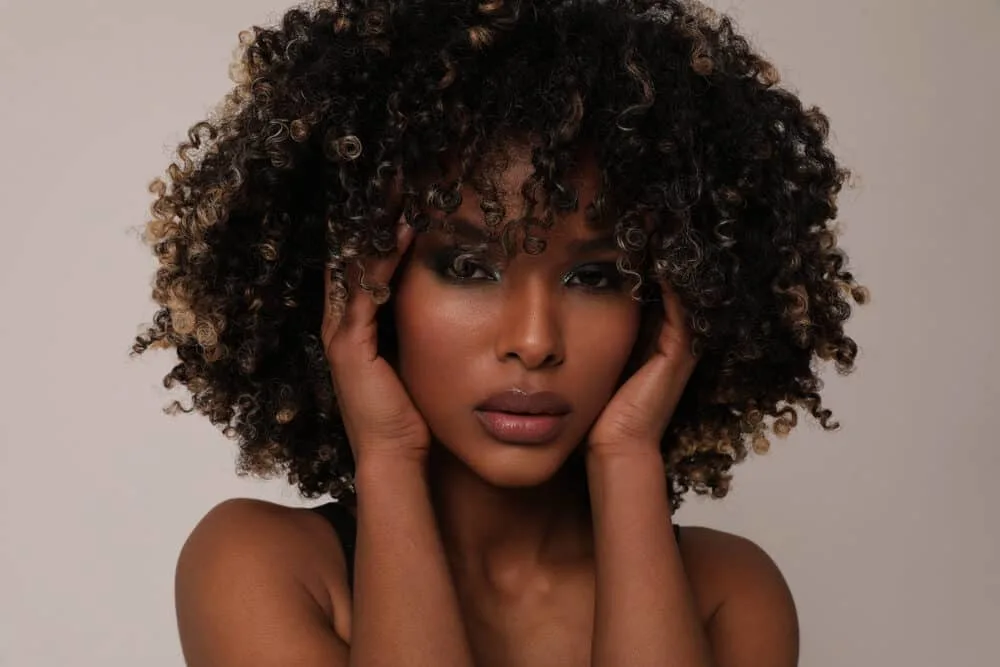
[565,265,622,290]
[433,250,623,292]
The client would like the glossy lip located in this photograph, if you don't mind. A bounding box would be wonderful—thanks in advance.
[475,389,572,416]
[474,389,572,445]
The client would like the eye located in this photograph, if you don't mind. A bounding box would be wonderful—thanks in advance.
[564,263,622,291]
[437,250,498,282]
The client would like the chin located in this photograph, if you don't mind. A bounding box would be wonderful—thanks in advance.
[447,438,578,489]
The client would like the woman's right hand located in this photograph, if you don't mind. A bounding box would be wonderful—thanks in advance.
[321,221,430,465]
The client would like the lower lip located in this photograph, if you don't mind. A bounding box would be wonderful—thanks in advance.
[474,410,568,444]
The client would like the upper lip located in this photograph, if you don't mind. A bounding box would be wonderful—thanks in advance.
[475,389,572,415]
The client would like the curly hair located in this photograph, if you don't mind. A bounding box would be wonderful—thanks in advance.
[133,0,868,510]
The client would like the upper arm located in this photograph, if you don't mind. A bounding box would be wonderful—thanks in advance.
[687,529,799,667]
[174,498,350,667]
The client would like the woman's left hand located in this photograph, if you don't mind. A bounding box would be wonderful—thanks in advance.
[587,279,698,457]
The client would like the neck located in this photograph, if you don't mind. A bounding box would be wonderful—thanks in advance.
[427,444,593,596]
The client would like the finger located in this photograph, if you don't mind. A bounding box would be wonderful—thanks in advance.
[323,221,416,352]
[656,279,699,378]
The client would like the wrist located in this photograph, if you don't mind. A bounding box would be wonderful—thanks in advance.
[585,446,668,491]
[585,441,664,465]
[354,451,429,487]
[585,447,672,516]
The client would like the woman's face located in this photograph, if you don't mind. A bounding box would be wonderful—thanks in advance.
[392,149,643,487]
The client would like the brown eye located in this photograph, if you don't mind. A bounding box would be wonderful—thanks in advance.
[564,263,622,291]
[433,250,498,282]
[449,255,489,280]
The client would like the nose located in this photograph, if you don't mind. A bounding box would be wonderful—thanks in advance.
[494,278,565,370]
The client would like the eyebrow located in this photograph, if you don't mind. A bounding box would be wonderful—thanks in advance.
[437,216,492,245]
[439,216,619,255]
[568,234,618,254]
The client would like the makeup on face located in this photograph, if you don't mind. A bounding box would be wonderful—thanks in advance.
[418,216,630,295]
[391,162,645,485]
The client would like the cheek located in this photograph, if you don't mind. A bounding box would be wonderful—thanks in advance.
[391,271,489,403]
[565,299,642,394]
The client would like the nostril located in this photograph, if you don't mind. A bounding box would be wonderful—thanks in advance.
[503,350,562,369]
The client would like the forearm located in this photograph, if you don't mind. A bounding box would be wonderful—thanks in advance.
[349,455,475,667]
[587,450,714,667]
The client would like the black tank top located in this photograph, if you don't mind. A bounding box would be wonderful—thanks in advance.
[310,501,681,589]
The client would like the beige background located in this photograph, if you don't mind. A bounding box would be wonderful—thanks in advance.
[2,0,998,665]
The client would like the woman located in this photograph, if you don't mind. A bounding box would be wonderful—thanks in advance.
[134,1,866,665]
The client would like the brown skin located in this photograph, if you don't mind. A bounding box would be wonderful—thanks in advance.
[174,149,799,667]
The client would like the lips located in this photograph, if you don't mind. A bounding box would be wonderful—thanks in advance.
[474,389,572,444]
[475,390,572,415]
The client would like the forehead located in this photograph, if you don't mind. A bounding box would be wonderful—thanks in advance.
[422,140,608,241]
[474,141,601,200]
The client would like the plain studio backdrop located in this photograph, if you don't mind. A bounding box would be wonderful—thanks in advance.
[1,0,997,665]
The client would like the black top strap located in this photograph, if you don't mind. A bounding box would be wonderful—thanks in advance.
[310,501,681,591]
[310,502,357,588]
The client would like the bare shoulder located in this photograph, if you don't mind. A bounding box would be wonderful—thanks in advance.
[174,498,353,667]
[678,525,800,666]
[677,525,794,602]
[178,498,351,611]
